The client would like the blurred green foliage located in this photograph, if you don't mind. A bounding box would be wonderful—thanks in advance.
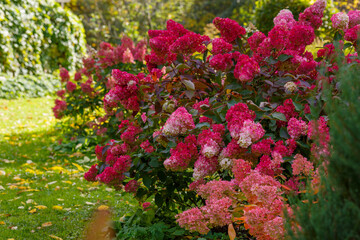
[254,0,309,34]
[0,0,86,75]
[0,73,60,99]
[66,0,193,46]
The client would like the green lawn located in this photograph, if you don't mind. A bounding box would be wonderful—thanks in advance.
[0,97,136,240]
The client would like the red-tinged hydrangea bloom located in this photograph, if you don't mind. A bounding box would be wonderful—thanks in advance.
[95,145,106,161]
[308,117,330,157]
[170,32,209,55]
[122,48,134,64]
[84,164,98,182]
[287,118,308,139]
[52,99,67,119]
[74,72,82,81]
[239,170,281,204]
[193,98,210,113]
[189,179,206,191]
[176,208,209,235]
[211,38,233,54]
[142,202,151,211]
[255,155,275,177]
[331,12,349,31]
[66,81,76,92]
[149,36,177,56]
[162,107,195,136]
[235,120,265,148]
[59,67,70,82]
[232,159,252,183]
[288,24,315,52]
[193,155,218,180]
[113,155,132,174]
[299,0,326,30]
[317,44,335,58]
[166,19,190,37]
[120,124,142,144]
[292,154,314,176]
[140,140,155,153]
[273,9,296,28]
[56,90,65,99]
[81,79,93,94]
[213,17,246,43]
[96,166,122,185]
[226,103,256,136]
[164,137,198,172]
[133,40,147,62]
[197,180,236,201]
[251,138,274,156]
[234,55,260,82]
[248,31,266,52]
[345,25,360,44]
[268,25,289,50]
[124,179,140,193]
[275,99,299,126]
[209,53,234,71]
[348,10,360,28]
[197,129,223,158]
[202,197,233,228]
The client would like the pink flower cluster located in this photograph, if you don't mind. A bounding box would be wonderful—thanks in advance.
[234,55,260,82]
[52,99,67,119]
[287,118,308,139]
[176,180,234,234]
[140,140,155,153]
[59,67,70,82]
[96,36,147,68]
[164,135,198,171]
[146,19,209,70]
[162,107,195,136]
[124,179,140,193]
[104,69,140,112]
[331,12,349,30]
[213,17,246,43]
[292,154,314,176]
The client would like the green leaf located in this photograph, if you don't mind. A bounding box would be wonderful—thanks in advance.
[278,54,293,62]
[143,175,152,189]
[271,112,287,121]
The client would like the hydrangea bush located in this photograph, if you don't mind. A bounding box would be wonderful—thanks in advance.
[52,37,147,148]
[83,1,360,238]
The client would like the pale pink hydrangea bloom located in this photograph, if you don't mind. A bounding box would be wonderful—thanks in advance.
[201,139,221,158]
[193,155,218,180]
[292,154,314,176]
[331,12,349,30]
[162,107,195,136]
[348,10,360,28]
[197,180,236,201]
[176,208,210,235]
[202,197,233,228]
[287,118,308,139]
[274,9,296,29]
[233,120,265,148]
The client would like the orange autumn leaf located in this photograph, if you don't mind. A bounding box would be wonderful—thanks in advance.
[228,223,236,240]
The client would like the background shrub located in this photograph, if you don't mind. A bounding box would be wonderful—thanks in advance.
[0,73,60,99]
[0,0,86,75]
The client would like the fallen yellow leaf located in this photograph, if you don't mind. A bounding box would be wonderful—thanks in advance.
[98,205,109,210]
[35,205,47,210]
[52,206,63,211]
[72,163,84,172]
[42,222,52,227]
[49,235,63,240]
[0,221,5,225]
[29,209,37,213]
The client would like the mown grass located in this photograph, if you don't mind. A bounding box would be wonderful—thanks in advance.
[0,97,137,240]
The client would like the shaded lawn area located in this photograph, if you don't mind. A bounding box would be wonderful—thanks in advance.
[0,98,136,239]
